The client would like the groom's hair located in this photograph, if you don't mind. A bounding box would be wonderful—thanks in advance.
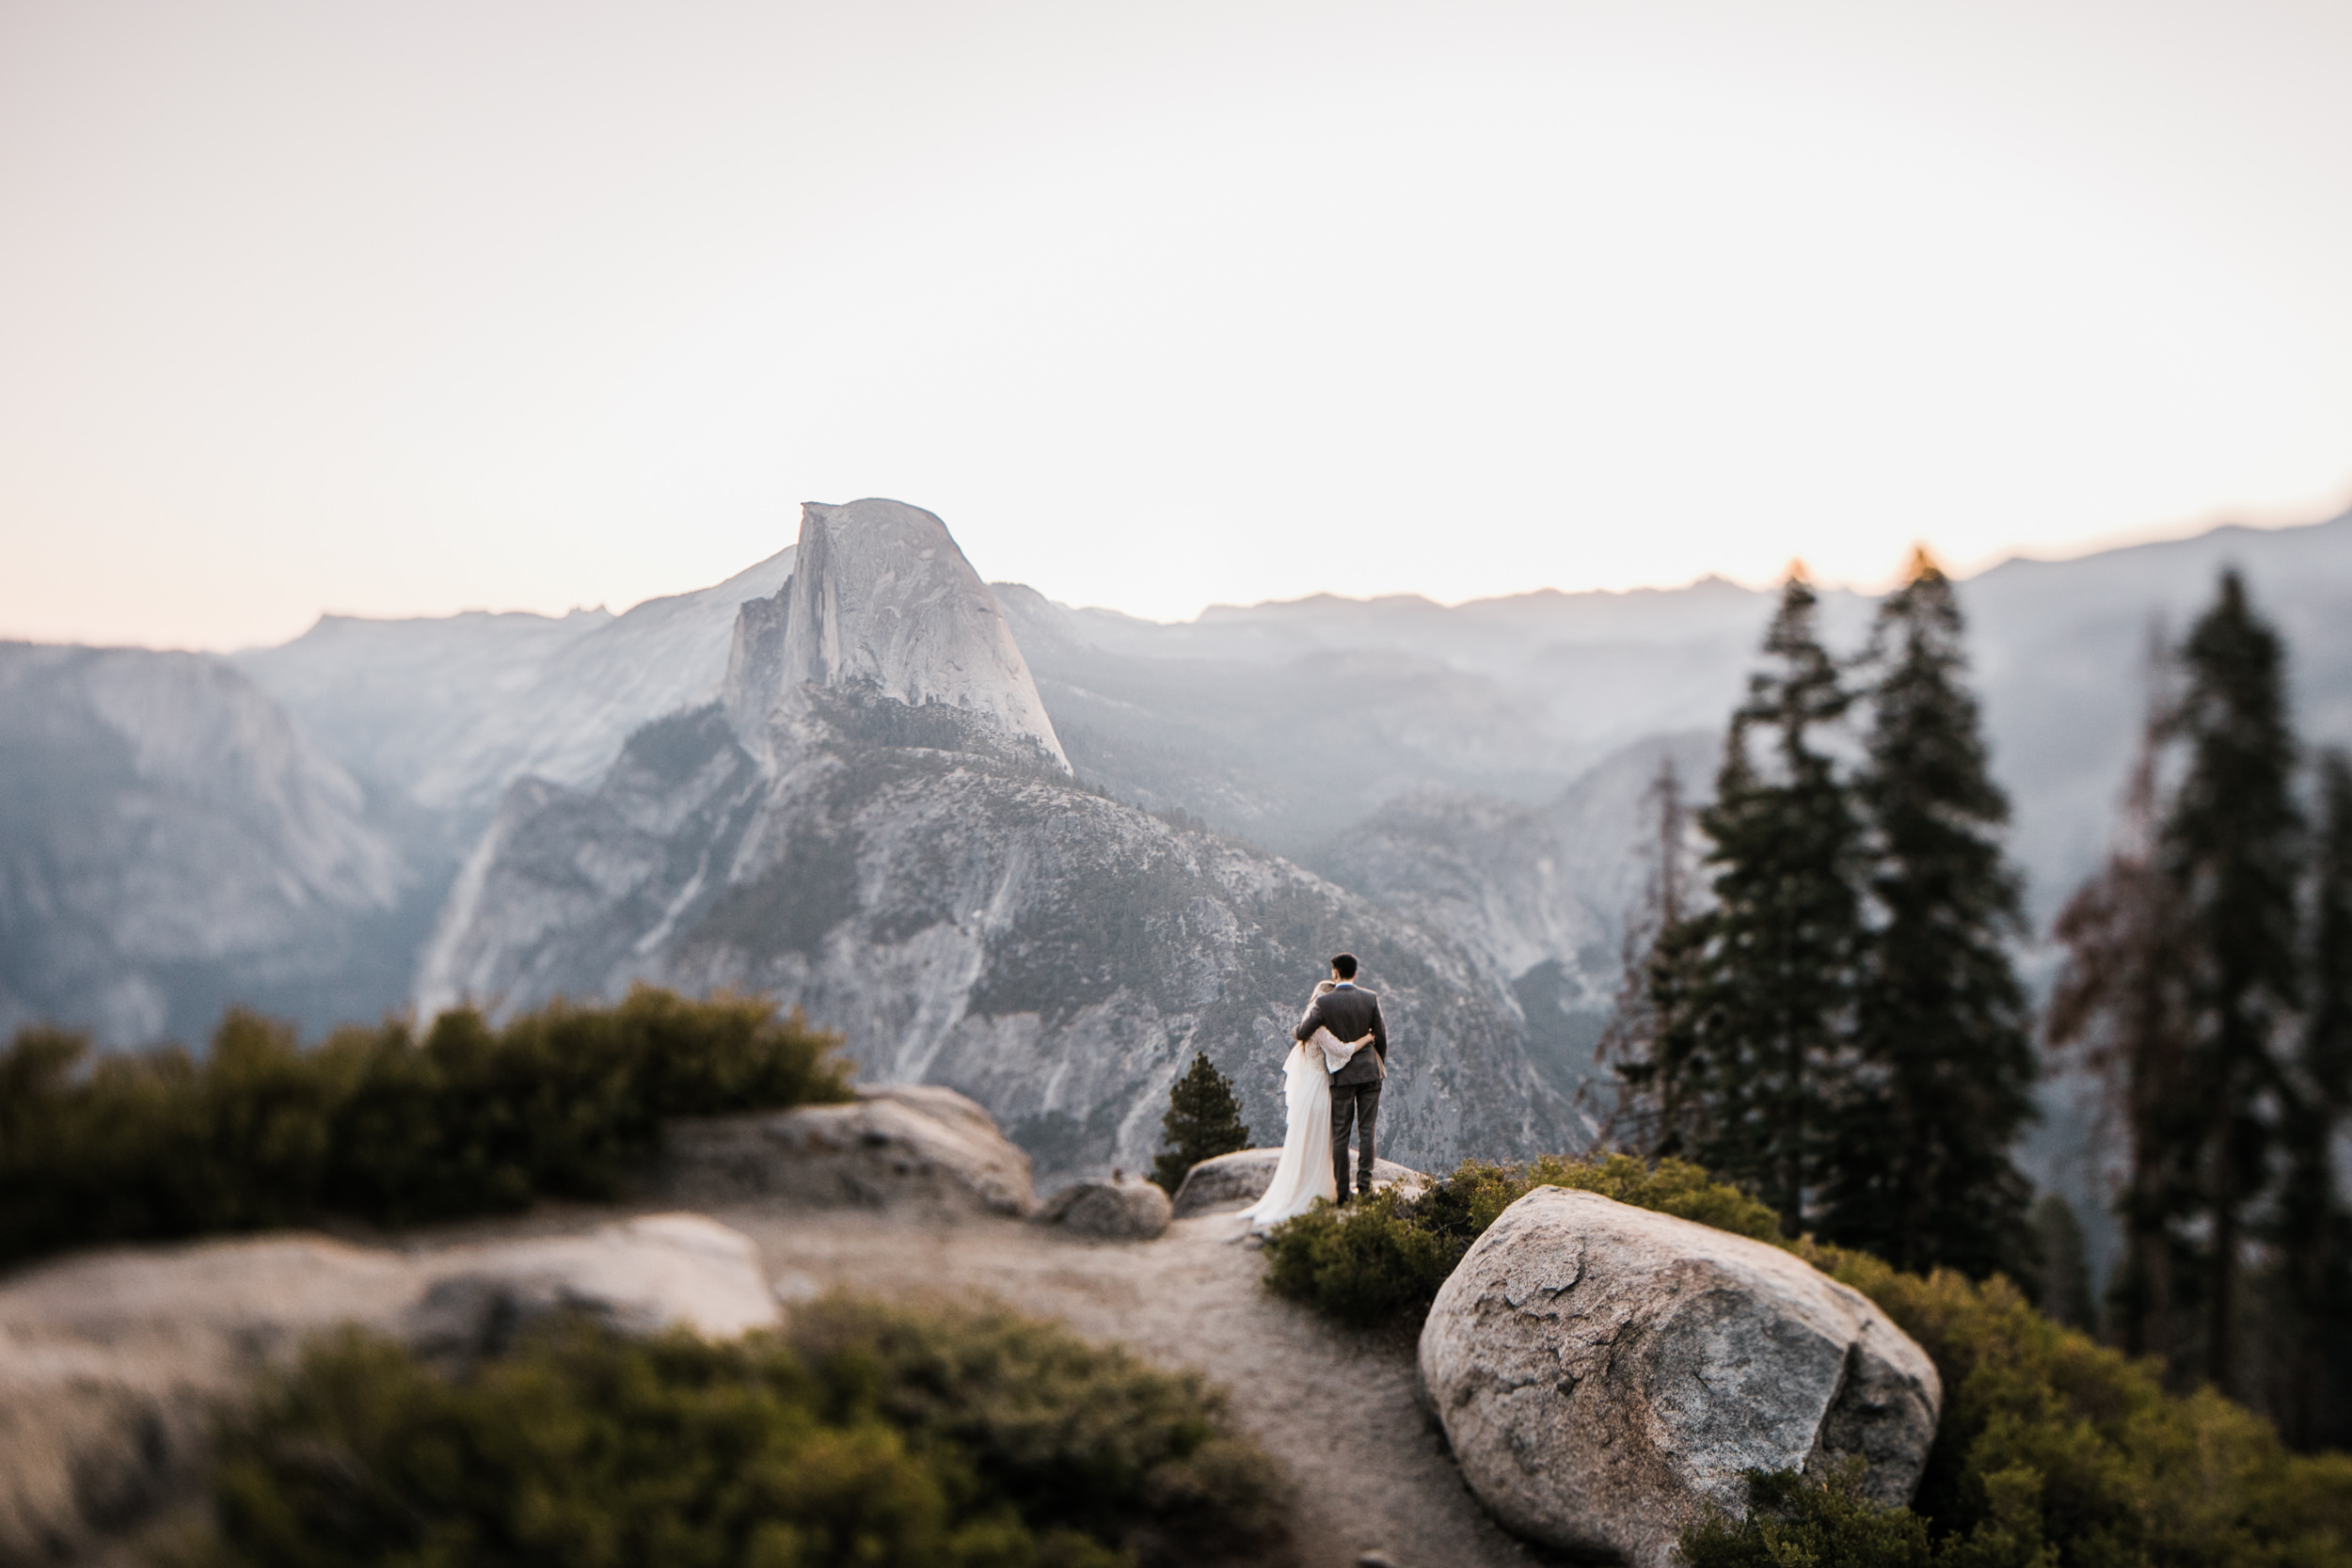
[1330,953,1359,980]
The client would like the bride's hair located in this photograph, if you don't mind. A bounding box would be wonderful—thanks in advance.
[1312,979,1338,996]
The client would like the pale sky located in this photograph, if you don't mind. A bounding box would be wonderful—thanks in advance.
[3,0,2347,650]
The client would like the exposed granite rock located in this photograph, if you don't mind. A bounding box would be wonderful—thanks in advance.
[658,1084,1038,1216]
[1418,1187,1940,1568]
[723,499,1068,772]
[1035,1176,1172,1240]
[0,1213,776,1563]
[1169,1148,1429,1217]
[404,1212,781,1361]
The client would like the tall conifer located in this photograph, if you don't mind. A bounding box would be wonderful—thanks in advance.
[2274,749,2352,1445]
[1820,549,2037,1278]
[2161,569,2302,1395]
[1678,572,1863,1236]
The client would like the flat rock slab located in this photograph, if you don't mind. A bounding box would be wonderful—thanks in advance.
[659,1084,1037,1216]
[0,1212,777,1563]
[1034,1177,1172,1240]
[406,1212,783,1358]
[1171,1148,1426,1217]
[1419,1188,1941,1568]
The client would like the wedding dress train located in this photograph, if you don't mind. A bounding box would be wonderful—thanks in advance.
[1238,992,1369,1229]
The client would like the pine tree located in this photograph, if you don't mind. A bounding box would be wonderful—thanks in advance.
[2048,672,2197,1368]
[1677,572,1864,1237]
[1151,1053,1251,1194]
[2273,749,2352,1446]
[2160,569,2302,1395]
[1818,549,2037,1278]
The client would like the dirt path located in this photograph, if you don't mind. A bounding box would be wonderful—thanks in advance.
[709,1201,1543,1568]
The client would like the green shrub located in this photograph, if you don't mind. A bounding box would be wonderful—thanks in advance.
[186,1298,1291,1568]
[1783,1243,2352,1567]
[1260,1153,1777,1328]
[0,986,853,1264]
[1681,1464,1941,1567]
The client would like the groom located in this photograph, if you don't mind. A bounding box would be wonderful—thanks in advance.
[1295,952,1389,1203]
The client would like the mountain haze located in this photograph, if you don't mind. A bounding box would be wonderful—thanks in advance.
[6,499,2348,1205]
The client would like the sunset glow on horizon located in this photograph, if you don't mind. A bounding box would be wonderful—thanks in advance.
[4,0,2347,649]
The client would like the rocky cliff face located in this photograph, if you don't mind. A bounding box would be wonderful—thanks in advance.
[725,501,1065,771]
[420,501,1574,1178]
[0,644,425,1044]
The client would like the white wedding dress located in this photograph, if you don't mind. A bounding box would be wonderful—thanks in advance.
[1238,987,1369,1229]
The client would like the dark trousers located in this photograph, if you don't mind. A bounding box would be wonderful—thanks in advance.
[1331,1081,1381,1196]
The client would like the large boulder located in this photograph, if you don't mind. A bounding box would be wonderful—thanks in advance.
[1034,1175,1172,1241]
[658,1084,1037,1216]
[0,1213,778,1563]
[405,1212,782,1360]
[1169,1147,1426,1217]
[1419,1188,1940,1568]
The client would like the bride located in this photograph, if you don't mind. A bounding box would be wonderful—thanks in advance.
[1239,981,1374,1228]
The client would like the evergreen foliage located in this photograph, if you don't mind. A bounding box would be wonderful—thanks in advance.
[188,1296,1291,1568]
[0,986,852,1265]
[1821,550,2037,1279]
[1679,1464,1944,1568]
[2275,750,2352,1449]
[1650,572,1865,1236]
[1787,1241,2352,1567]
[1151,1053,1251,1194]
[2159,570,2305,1394]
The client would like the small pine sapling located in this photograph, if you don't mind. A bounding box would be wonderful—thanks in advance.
[1152,1053,1251,1194]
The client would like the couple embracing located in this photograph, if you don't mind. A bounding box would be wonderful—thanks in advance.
[1241,953,1390,1228]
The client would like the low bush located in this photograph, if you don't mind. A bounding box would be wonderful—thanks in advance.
[0,986,852,1264]
[185,1297,1292,1568]
[1778,1242,2352,1567]
[1259,1152,1779,1328]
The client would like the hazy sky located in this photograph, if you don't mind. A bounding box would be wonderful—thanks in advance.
[3,0,2347,649]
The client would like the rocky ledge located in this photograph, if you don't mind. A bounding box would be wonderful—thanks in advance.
[656,1083,1038,1216]
[1169,1147,1430,1217]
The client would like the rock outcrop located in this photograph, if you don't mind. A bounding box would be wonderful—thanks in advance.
[724,499,1066,771]
[1169,1148,1429,1217]
[0,1213,777,1563]
[404,1212,782,1360]
[1035,1175,1172,1240]
[658,1085,1038,1215]
[1418,1188,1940,1568]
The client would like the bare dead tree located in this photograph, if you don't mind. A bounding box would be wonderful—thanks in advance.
[1589,752,1700,1154]
[2047,630,2194,1364]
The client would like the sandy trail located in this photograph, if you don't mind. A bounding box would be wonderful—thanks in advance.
[711,1200,1544,1568]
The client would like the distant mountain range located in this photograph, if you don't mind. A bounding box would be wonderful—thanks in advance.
[5,502,2348,1188]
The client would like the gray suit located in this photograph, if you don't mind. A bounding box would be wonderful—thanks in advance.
[1295,982,1388,1196]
